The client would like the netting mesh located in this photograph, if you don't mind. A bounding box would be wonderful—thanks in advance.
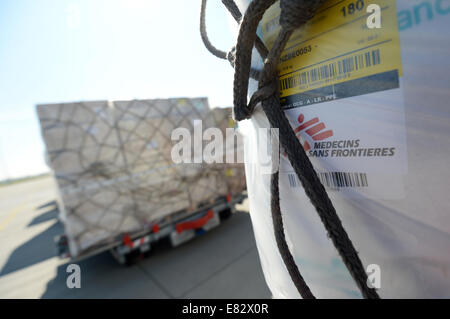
[37,98,246,256]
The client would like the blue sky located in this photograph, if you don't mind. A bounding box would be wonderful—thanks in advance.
[0,0,236,179]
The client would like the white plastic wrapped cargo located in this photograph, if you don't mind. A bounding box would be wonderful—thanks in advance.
[233,0,450,298]
[37,99,246,258]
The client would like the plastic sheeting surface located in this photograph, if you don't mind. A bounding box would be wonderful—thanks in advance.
[234,0,450,298]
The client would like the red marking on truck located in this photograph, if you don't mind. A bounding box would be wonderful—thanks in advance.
[123,234,133,248]
[152,224,160,233]
[175,210,214,233]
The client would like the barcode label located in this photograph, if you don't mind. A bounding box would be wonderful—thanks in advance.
[288,172,369,189]
[280,49,381,91]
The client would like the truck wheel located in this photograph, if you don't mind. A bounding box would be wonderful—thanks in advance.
[124,250,145,266]
[219,208,232,221]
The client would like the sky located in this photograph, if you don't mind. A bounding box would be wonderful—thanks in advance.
[0,0,237,180]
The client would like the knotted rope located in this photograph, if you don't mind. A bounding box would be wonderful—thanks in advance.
[200,0,379,299]
[201,0,266,80]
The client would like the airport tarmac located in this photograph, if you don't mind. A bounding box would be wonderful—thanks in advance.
[0,176,271,298]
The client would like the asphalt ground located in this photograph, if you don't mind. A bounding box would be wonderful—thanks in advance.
[0,176,271,298]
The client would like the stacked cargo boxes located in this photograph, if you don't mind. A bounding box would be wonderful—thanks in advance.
[36,98,245,257]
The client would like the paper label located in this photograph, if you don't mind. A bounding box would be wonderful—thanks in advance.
[261,0,407,199]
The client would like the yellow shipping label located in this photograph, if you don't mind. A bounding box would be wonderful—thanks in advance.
[261,0,402,109]
[225,168,234,177]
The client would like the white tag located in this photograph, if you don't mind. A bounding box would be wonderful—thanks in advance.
[281,82,407,199]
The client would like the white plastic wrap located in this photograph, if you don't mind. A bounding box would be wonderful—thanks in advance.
[235,0,450,298]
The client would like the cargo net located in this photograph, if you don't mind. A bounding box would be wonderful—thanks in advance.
[37,98,246,255]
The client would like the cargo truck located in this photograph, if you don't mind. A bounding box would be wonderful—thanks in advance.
[37,98,247,265]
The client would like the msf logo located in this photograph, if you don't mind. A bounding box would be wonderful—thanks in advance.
[294,113,333,151]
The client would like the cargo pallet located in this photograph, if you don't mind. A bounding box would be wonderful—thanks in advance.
[55,192,247,265]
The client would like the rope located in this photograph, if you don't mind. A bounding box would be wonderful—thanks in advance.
[200,0,228,59]
[200,0,264,80]
[200,0,381,299]
[271,169,315,298]
[222,0,270,59]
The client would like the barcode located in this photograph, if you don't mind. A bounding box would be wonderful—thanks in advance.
[280,49,381,90]
[288,172,369,188]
